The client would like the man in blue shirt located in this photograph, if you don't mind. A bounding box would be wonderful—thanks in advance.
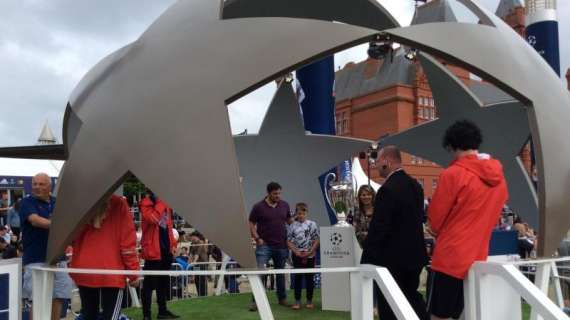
[20,173,72,320]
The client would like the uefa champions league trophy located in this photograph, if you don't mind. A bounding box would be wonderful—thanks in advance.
[324,173,355,227]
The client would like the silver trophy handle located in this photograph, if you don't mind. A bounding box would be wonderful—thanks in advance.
[324,172,337,210]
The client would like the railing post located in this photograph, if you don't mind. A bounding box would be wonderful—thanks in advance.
[215,254,231,296]
[248,274,274,320]
[350,270,373,320]
[473,262,522,320]
[550,261,565,308]
[32,267,53,320]
[531,262,553,320]
[366,265,419,320]
[500,264,568,320]
[128,286,141,308]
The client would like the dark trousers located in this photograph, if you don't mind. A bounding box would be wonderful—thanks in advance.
[78,287,123,320]
[376,266,429,320]
[194,265,208,296]
[292,255,315,302]
[142,256,172,316]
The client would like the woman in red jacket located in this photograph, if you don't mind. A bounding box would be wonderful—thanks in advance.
[70,195,140,320]
[139,190,178,320]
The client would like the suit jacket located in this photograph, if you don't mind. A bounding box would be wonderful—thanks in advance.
[361,170,429,270]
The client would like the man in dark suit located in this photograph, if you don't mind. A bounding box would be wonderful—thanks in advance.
[361,145,429,320]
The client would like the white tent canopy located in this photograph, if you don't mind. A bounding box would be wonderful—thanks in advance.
[351,156,381,192]
[0,158,64,178]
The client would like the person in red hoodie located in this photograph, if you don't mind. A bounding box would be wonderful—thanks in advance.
[427,120,508,320]
[140,189,179,320]
[70,194,140,320]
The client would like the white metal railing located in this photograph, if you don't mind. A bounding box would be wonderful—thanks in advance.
[465,257,570,320]
[28,264,418,320]
[3,257,569,320]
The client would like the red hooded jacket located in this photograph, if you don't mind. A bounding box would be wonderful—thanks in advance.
[428,154,508,279]
[70,195,140,288]
[140,197,177,261]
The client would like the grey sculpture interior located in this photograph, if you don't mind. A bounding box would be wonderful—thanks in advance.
[235,81,372,227]
[1,0,567,264]
[382,53,538,229]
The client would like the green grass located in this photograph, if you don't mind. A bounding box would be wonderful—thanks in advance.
[122,289,535,319]
[123,289,349,320]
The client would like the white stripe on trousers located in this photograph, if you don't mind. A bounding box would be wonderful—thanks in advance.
[112,289,124,320]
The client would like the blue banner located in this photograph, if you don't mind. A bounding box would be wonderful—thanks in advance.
[296,56,338,224]
[0,273,8,320]
[526,18,561,173]
[527,20,561,76]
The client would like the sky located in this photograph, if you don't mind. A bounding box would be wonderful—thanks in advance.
[0,0,568,147]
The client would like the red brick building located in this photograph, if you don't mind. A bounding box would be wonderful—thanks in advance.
[334,0,531,198]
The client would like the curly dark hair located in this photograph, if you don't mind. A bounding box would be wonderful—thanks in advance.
[442,120,483,152]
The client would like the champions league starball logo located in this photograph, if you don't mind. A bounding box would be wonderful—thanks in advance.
[330,232,343,246]
[324,231,350,259]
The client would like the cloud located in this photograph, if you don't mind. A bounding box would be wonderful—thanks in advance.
[0,0,567,148]
[0,0,175,147]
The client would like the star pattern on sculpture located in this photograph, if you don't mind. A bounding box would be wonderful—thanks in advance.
[381,54,538,227]
[235,81,372,227]
[43,0,385,266]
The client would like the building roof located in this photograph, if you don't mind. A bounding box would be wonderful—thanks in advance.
[334,0,517,106]
[496,0,525,18]
[467,82,515,105]
[37,121,57,144]
[335,49,416,101]
[335,0,460,101]
[411,0,458,25]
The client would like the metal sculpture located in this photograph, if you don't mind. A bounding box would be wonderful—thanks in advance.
[1,0,568,263]
[43,0,386,266]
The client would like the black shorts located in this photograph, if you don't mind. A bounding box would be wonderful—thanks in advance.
[427,270,464,319]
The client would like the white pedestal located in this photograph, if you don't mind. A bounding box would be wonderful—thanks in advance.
[320,226,361,311]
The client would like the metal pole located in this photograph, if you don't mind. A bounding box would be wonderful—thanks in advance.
[367,154,371,187]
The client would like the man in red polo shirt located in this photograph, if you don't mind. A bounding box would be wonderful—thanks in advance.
[427,120,508,320]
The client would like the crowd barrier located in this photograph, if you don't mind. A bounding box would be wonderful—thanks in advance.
[2,257,570,320]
